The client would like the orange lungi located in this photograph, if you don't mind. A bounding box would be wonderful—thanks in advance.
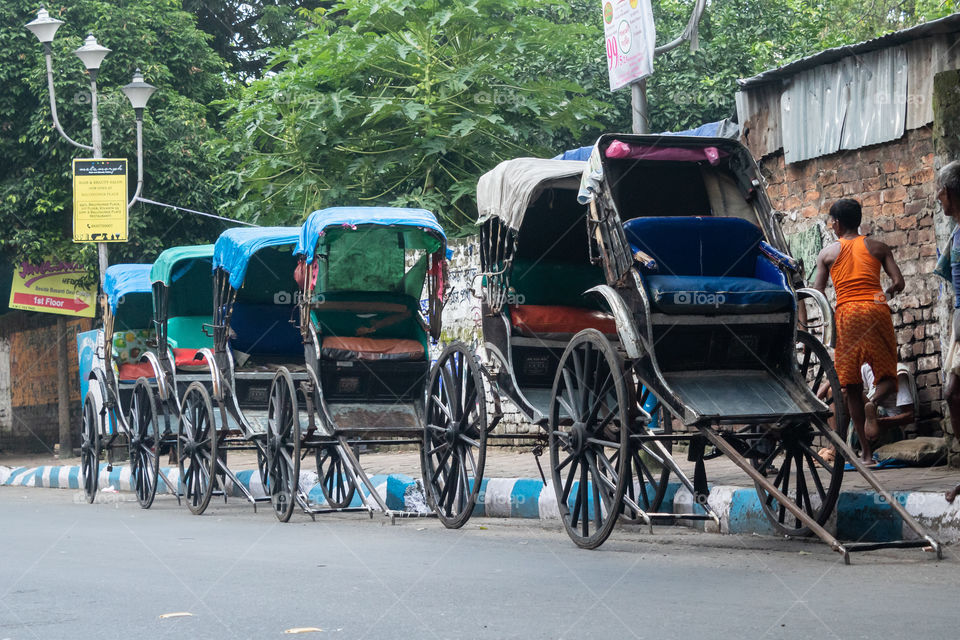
[834,300,897,386]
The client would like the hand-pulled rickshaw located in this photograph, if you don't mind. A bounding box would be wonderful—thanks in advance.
[174,227,304,517]
[81,264,173,507]
[279,207,484,525]
[144,244,217,506]
[471,136,942,561]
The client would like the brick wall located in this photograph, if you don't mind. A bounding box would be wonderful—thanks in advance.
[0,311,91,453]
[757,126,950,430]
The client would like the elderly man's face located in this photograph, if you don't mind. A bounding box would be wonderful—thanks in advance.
[938,185,959,217]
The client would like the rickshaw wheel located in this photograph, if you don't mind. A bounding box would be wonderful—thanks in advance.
[80,390,101,504]
[315,445,357,509]
[549,330,630,549]
[421,342,488,529]
[753,331,847,536]
[177,382,218,515]
[619,394,672,523]
[267,368,301,522]
[128,378,161,509]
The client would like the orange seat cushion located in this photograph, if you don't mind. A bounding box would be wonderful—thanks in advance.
[321,336,425,361]
[509,304,617,338]
[117,362,156,381]
[173,348,208,371]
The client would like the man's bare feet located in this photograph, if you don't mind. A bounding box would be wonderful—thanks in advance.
[947,484,960,503]
[816,447,836,466]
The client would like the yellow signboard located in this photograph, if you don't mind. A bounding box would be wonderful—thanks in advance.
[73,158,128,242]
[8,258,96,317]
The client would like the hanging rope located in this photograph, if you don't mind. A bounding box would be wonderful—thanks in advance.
[133,197,259,227]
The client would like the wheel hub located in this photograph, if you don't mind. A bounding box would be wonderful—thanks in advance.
[445,422,460,445]
[569,422,586,454]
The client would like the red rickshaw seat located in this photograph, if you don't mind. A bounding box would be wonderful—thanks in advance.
[117,362,155,381]
[173,348,209,371]
[509,304,617,339]
[320,336,425,361]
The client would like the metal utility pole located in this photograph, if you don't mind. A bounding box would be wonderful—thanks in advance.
[630,0,707,134]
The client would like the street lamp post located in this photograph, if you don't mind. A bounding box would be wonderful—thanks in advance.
[27,7,155,459]
[26,7,156,287]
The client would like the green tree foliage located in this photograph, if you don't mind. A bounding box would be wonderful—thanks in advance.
[182,0,333,79]
[213,0,611,232]
[1,0,233,273]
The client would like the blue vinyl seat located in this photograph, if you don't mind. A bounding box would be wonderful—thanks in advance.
[228,303,302,357]
[622,216,794,314]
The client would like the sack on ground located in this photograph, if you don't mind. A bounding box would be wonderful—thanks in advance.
[874,437,947,466]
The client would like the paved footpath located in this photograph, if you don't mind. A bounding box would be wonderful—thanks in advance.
[4,447,960,546]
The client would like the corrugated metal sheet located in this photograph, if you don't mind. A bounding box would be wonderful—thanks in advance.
[780,57,850,164]
[738,30,959,163]
[840,46,907,152]
[782,47,907,164]
[905,32,960,128]
[736,85,782,159]
[739,13,960,89]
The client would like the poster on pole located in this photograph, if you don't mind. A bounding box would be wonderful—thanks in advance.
[73,158,128,242]
[602,0,656,91]
[8,258,96,317]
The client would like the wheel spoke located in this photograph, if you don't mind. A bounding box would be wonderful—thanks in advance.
[777,450,792,523]
[431,446,455,485]
[560,457,579,502]
[591,454,603,528]
[579,459,589,537]
[426,441,450,457]
[802,448,827,501]
[457,433,481,449]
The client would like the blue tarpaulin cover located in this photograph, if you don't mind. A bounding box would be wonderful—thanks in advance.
[103,264,152,313]
[213,227,301,289]
[296,206,445,264]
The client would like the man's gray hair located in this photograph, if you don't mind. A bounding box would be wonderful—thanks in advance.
[938,160,960,196]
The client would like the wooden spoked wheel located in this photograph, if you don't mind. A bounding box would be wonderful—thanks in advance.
[177,382,218,515]
[619,387,672,522]
[548,330,630,549]
[315,445,357,509]
[421,342,488,529]
[128,378,161,509]
[267,368,301,522]
[80,390,101,504]
[753,331,847,536]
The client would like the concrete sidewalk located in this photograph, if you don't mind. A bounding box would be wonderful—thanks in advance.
[3,448,960,545]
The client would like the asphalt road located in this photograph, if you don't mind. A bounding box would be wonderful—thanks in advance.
[1,487,958,640]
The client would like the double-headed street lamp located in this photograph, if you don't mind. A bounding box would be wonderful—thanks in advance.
[26,7,156,287]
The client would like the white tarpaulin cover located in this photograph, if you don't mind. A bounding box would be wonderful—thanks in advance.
[476,158,587,231]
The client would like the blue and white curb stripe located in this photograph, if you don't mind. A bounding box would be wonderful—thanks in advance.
[0,464,430,513]
[4,465,959,544]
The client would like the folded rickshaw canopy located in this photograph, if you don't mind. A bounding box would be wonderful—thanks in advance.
[213,226,301,289]
[476,158,587,231]
[296,206,446,265]
[103,263,153,313]
[150,244,215,286]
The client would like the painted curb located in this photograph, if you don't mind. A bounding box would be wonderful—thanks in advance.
[4,465,959,544]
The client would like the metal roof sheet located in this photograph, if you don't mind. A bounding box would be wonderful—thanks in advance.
[739,12,960,89]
